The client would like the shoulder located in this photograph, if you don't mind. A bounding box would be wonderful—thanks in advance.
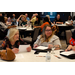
[37,35,42,39]
[44,22,49,24]
[53,35,59,38]
[51,35,59,40]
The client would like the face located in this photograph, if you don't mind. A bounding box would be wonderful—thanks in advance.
[25,14,28,17]
[13,31,19,42]
[13,14,15,17]
[68,16,71,20]
[45,26,52,37]
[21,16,25,21]
[57,14,60,20]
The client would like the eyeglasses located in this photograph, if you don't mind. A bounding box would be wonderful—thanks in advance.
[45,29,52,32]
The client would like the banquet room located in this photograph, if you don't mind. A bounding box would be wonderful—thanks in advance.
[0,12,75,62]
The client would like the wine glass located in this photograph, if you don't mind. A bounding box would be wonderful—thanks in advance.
[51,44,55,54]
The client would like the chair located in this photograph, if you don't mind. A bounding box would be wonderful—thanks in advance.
[22,28,41,47]
[0,40,3,45]
[65,30,72,46]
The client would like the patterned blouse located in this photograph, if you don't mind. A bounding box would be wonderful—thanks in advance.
[1,37,27,49]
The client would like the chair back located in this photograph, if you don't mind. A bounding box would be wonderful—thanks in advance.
[32,28,41,42]
[65,30,72,45]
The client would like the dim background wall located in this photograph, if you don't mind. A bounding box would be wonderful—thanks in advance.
[5,12,40,19]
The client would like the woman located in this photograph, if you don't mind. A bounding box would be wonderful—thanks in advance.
[17,15,27,26]
[0,16,17,39]
[1,28,31,54]
[34,15,43,26]
[34,17,51,32]
[65,30,75,51]
[33,25,61,50]
[65,16,73,26]
[53,14,63,24]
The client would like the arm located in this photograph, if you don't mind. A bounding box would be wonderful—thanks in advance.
[17,15,23,22]
[34,26,41,28]
[72,46,75,51]
[53,37,61,50]
[56,22,63,24]
[7,25,17,29]
[33,35,41,48]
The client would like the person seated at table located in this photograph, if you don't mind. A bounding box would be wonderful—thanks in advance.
[46,15,53,25]
[53,14,63,24]
[65,30,75,51]
[34,17,51,32]
[17,15,27,26]
[4,17,12,26]
[7,17,12,25]
[0,28,31,54]
[11,14,16,25]
[65,16,73,26]
[65,45,75,51]
[0,16,17,39]
[33,25,61,50]
[34,15,43,26]
[25,13,30,21]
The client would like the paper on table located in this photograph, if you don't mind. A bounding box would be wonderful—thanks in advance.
[19,45,30,53]
[34,46,48,50]
[60,50,75,56]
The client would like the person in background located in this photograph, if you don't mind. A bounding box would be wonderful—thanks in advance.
[7,17,12,25]
[1,28,31,54]
[34,17,51,32]
[53,14,63,24]
[34,15,43,26]
[4,17,12,26]
[46,15,53,25]
[65,16,73,26]
[17,15,27,26]
[0,13,2,16]
[30,13,38,26]
[25,13,30,21]
[11,14,16,25]
[33,25,61,50]
[0,16,16,39]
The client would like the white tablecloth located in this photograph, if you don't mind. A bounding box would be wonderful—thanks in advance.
[0,50,75,62]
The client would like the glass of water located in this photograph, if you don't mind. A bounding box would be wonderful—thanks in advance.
[51,44,55,54]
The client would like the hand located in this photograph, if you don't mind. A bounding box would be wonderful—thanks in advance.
[72,46,75,51]
[65,45,72,51]
[33,44,38,48]
[26,46,31,52]
[48,44,53,49]
[12,48,19,54]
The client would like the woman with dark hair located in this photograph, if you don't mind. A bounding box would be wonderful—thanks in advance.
[34,16,43,26]
[34,17,51,32]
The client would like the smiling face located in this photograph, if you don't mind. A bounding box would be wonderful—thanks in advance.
[21,16,26,21]
[45,26,52,38]
[13,31,19,42]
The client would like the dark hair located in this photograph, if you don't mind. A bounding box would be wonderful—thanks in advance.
[35,16,41,24]
[68,16,72,20]
[43,17,51,25]
[0,16,4,22]
[72,30,75,39]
